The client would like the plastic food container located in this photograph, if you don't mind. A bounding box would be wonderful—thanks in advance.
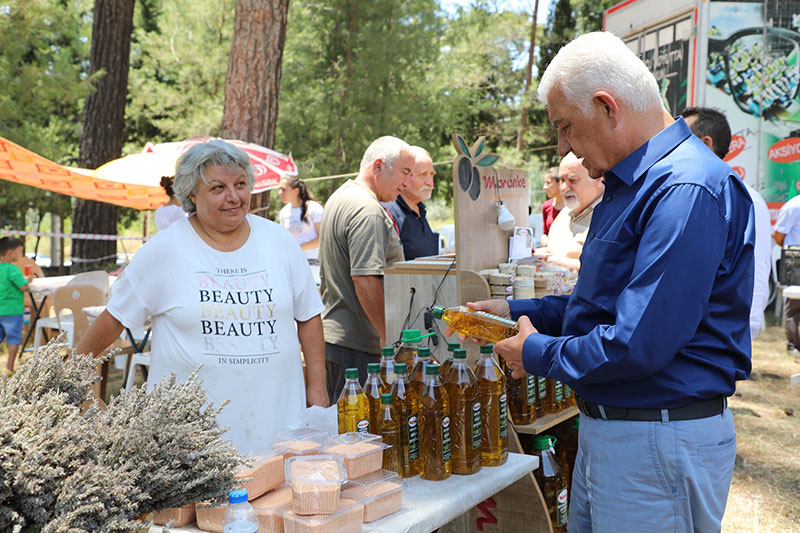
[285,455,347,516]
[281,498,364,533]
[152,503,196,527]
[323,433,388,479]
[235,452,285,500]
[342,470,403,523]
[251,485,293,532]
[273,428,330,457]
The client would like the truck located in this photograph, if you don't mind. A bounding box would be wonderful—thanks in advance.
[604,0,800,223]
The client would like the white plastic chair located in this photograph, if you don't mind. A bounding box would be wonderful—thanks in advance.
[772,245,785,318]
[123,351,151,390]
[68,270,110,298]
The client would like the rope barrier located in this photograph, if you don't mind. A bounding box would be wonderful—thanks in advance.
[0,229,147,241]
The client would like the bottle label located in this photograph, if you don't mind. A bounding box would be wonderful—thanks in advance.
[474,310,518,328]
[563,383,572,399]
[356,419,370,434]
[407,415,419,461]
[537,376,547,400]
[471,401,482,449]
[555,381,564,402]
[499,393,508,439]
[442,415,452,463]
[556,488,569,526]
[526,375,536,406]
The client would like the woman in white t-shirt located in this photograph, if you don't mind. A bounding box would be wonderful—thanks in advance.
[278,176,324,260]
[153,176,186,231]
[76,140,328,453]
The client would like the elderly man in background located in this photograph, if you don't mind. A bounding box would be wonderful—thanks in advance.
[461,32,753,532]
[320,136,414,401]
[535,152,603,270]
[385,146,439,260]
[681,106,771,343]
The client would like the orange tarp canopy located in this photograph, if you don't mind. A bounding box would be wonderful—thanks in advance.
[0,136,167,210]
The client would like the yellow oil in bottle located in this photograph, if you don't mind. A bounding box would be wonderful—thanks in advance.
[379,346,396,391]
[535,375,548,417]
[390,363,420,478]
[378,393,402,475]
[411,347,434,398]
[531,435,569,532]
[501,358,536,425]
[473,345,508,466]
[364,363,385,431]
[337,367,370,434]
[546,379,564,415]
[394,329,422,369]
[432,305,519,344]
[445,349,482,475]
[419,364,452,480]
[439,341,461,383]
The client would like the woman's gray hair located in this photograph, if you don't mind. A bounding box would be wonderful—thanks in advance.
[173,139,255,213]
[538,31,662,117]
[359,136,411,173]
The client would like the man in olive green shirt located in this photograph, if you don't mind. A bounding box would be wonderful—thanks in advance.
[320,136,414,402]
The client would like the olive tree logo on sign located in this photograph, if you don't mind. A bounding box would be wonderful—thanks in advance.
[452,134,499,201]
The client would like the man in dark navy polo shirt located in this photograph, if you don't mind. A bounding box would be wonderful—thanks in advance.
[385,146,439,260]
[456,32,754,532]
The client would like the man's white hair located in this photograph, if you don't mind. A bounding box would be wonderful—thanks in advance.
[359,136,412,173]
[409,145,431,162]
[538,32,662,116]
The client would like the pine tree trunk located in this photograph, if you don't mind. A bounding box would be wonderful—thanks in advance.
[72,0,135,273]
[222,0,289,220]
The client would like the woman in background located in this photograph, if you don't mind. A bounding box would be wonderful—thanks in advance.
[154,176,185,231]
[277,176,324,260]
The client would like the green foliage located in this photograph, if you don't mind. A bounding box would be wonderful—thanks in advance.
[572,0,620,34]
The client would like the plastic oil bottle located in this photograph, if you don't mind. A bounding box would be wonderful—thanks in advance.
[473,344,508,466]
[411,347,434,397]
[432,305,519,344]
[378,393,402,475]
[501,358,536,425]
[390,362,420,478]
[546,379,564,415]
[445,348,482,475]
[439,341,461,382]
[364,363,385,431]
[419,364,451,480]
[530,435,568,532]
[395,329,424,369]
[379,346,397,391]
[535,374,548,417]
[337,367,370,434]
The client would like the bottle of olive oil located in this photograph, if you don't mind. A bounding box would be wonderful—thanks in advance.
[546,379,564,415]
[531,435,569,532]
[378,393,402,475]
[473,345,508,466]
[390,363,419,478]
[364,363,385,432]
[411,347,434,397]
[501,358,536,425]
[432,305,519,344]
[394,329,423,369]
[439,341,461,383]
[419,364,451,480]
[379,346,397,391]
[445,349,482,475]
[337,368,370,434]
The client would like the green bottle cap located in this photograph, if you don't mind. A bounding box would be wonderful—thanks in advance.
[447,342,461,352]
[530,434,557,450]
[394,363,407,373]
[418,347,431,358]
[367,363,380,374]
[381,347,395,357]
[401,329,423,343]
[431,305,444,319]
[380,393,393,404]
[425,364,440,375]
[480,344,494,354]
[453,348,467,359]
[345,368,359,379]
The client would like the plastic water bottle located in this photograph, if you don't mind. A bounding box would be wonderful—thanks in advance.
[222,489,258,533]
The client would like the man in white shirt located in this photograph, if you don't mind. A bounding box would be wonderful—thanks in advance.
[773,180,800,357]
[681,107,772,343]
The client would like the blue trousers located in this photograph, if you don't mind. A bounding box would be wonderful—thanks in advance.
[568,408,736,533]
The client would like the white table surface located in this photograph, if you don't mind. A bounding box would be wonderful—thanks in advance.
[28,275,76,297]
[784,285,800,299]
[149,452,538,533]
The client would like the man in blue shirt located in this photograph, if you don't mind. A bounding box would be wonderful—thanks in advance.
[385,146,439,259]
[461,32,754,532]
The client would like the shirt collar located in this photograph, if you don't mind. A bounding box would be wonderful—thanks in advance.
[606,117,692,186]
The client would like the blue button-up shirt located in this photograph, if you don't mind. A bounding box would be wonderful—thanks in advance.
[385,195,439,260]
[509,118,755,409]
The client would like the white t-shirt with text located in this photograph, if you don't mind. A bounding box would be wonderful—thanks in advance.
[279,201,324,259]
[107,215,324,453]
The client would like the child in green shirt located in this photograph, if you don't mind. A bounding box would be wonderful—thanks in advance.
[0,237,34,375]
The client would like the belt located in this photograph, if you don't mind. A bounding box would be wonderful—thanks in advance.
[576,396,727,422]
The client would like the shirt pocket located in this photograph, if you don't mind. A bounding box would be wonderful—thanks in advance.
[573,237,627,312]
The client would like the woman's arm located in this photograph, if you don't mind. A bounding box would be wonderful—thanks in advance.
[300,221,323,251]
[75,310,125,358]
[296,314,328,407]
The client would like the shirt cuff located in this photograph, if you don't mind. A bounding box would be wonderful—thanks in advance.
[521,332,553,376]
[508,298,538,320]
